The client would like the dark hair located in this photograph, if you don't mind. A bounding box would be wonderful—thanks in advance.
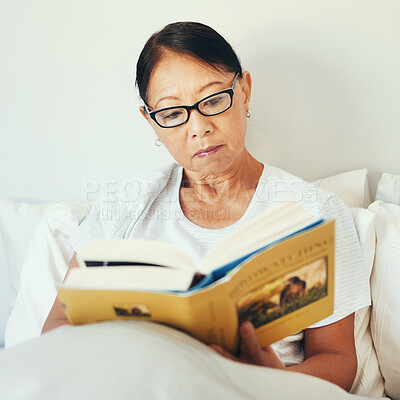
[135,21,243,105]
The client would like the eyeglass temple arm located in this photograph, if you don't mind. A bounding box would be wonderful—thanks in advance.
[232,72,240,90]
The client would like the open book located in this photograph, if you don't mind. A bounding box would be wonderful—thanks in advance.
[57,202,335,353]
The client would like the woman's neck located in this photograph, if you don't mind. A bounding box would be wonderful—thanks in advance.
[181,152,264,204]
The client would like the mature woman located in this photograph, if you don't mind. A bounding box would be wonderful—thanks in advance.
[43,22,370,392]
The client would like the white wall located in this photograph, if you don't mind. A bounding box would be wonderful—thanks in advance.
[1,0,399,202]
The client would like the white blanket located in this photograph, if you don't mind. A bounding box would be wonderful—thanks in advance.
[0,321,377,400]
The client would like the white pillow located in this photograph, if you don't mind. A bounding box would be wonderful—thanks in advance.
[375,172,400,204]
[0,230,12,347]
[350,208,385,397]
[0,321,371,400]
[0,201,56,347]
[313,169,370,208]
[4,202,90,347]
[0,201,56,296]
[368,200,400,399]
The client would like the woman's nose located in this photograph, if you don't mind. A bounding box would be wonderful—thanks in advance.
[186,109,213,138]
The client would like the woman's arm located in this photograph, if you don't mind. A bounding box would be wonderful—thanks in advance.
[210,314,357,392]
[41,254,80,334]
[288,314,357,391]
[279,196,363,390]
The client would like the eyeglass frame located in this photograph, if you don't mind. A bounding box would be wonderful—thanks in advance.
[144,72,240,128]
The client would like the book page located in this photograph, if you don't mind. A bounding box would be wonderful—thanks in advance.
[63,266,195,291]
[78,239,196,272]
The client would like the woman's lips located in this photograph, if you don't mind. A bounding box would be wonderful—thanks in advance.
[194,145,223,158]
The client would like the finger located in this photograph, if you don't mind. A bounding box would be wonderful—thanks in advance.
[209,344,238,362]
[240,321,260,354]
[239,321,265,365]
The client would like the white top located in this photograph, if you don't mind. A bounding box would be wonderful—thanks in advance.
[69,162,371,366]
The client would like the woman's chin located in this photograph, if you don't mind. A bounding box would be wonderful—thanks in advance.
[189,159,237,177]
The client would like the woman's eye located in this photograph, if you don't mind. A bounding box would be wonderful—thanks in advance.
[207,96,224,107]
[163,111,182,120]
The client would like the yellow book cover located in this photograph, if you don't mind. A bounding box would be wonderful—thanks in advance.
[57,220,335,354]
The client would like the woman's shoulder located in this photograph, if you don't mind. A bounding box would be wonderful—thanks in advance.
[83,163,181,238]
[99,162,180,204]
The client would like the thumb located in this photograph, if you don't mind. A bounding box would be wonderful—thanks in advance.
[239,321,265,365]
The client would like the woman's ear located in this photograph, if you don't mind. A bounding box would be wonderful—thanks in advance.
[240,71,252,110]
[139,106,150,122]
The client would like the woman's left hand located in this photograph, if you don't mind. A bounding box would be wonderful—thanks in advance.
[209,321,286,369]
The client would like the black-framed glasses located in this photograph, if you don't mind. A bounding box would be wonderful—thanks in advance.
[144,73,240,128]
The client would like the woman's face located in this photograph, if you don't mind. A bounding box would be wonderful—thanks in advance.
[140,51,252,176]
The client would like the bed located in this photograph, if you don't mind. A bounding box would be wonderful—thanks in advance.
[0,169,399,399]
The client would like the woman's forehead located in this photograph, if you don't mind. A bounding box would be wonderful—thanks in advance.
[147,52,231,106]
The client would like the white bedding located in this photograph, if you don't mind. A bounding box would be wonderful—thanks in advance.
[0,321,377,400]
[2,169,397,398]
